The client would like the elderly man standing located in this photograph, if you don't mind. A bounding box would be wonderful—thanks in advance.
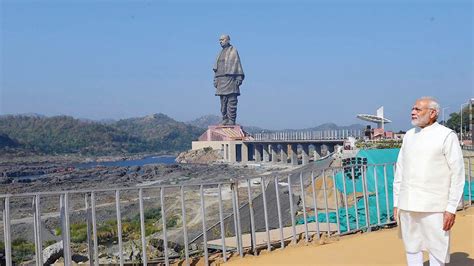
[213,34,244,125]
[393,97,465,266]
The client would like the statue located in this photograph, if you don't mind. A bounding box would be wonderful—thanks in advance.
[213,34,245,125]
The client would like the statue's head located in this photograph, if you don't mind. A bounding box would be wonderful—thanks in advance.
[219,34,231,48]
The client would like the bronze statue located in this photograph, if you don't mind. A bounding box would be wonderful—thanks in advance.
[213,34,244,125]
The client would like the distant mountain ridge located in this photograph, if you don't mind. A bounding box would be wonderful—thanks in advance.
[187,114,364,133]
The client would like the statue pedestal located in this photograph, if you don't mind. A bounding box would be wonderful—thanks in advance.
[192,125,253,163]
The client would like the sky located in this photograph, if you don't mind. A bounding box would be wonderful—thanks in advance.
[0,0,472,131]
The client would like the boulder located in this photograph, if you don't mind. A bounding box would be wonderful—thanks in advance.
[43,241,63,265]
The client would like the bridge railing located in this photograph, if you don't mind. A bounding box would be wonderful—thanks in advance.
[1,157,472,266]
[253,129,363,141]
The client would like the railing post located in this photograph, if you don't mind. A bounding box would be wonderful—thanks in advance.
[341,168,351,232]
[115,190,124,266]
[61,193,72,266]
[200,185,209,265]
[383,164,391,223]
[3,197,12,266]
[469,157,472,206]
[310,171,320,239]
[160,187,170,266]
[138,189,148,266]
[361,166,371,231]
[287,175,297,244]
[374,166,381,225]
[91,192,99,266]
[351,167,360,230]
[322,170,330,234]
[33,194,43,266]
[180,186,190,266]
[299,172,309,243]
[260,177,271,251]
[230,182,242,257]
[332,170,341,235]
[247,179,257,254]
[274,176,285,249]
[84,194,93,266]
[217,184,227,262]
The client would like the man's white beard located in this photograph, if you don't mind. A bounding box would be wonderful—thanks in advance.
[411,113,430,127]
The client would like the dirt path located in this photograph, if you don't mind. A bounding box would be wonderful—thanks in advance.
[224,207,474,266]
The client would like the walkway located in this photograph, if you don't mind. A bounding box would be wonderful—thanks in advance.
[224,207,474,266]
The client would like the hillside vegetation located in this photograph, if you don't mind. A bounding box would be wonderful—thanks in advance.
[0,114,202,155]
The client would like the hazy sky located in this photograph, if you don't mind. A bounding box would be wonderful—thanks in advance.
[1,0,472,131]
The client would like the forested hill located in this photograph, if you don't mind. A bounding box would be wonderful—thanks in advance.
[0,114,203,155]
[113,113,203,152]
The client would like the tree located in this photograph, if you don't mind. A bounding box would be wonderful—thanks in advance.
[446,106,470,133]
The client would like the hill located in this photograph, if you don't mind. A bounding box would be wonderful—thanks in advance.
[186,114,221,129]
[303,122,365,131]
[0,133,20,149]
[0,115,144,154]
[0,114,202,155]
[112,113,203,152]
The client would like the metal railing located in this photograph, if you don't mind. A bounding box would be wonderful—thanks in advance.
[253,129,363,141]
[1,157,473,266]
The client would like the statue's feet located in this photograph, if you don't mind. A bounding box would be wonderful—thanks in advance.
[219,119,228,125]
[227,120,236,125]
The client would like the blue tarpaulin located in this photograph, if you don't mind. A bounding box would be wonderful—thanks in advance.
[297,148,473,233]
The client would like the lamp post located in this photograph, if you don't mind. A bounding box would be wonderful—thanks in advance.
[441,107,449,126]
[460,102,469,144]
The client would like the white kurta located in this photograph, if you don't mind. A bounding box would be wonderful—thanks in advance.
[393,122,465,263]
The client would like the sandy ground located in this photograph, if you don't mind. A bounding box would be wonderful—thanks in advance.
[222,207,474,266]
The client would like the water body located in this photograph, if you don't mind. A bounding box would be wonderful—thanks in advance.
[14,156,176,182]
[75,155,177,169]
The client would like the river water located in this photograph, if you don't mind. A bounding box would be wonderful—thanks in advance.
[15,155,177,181]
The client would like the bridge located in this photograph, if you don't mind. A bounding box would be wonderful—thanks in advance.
[219,129,364,165]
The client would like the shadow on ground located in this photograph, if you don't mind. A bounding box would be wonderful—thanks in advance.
[423,252,473,266]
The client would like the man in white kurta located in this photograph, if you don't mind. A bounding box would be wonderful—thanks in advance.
[393,97,465,266]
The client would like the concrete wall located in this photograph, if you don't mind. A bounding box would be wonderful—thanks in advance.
[192,141,226,150]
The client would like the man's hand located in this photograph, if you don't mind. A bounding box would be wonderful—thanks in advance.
[443,211,455,231]
[236,79,242,86]
[393,207,398,222]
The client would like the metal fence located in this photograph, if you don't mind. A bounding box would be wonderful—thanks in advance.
[1,157,473,266]
[253,129,363,141]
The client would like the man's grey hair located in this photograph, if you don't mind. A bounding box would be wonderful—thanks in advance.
[221,34,230,40]
[419,96,440,117]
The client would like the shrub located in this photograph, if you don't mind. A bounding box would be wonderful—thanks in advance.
[11,238,35,263]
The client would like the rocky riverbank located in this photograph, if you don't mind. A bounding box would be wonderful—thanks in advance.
[0,153,297,264]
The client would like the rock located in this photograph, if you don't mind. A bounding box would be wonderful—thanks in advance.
[71,254,89,263]
[43,240,63,265]
[175,148,222,164]
[1,251,5,266]
[0,176,13,184]
[121,240,141,262]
